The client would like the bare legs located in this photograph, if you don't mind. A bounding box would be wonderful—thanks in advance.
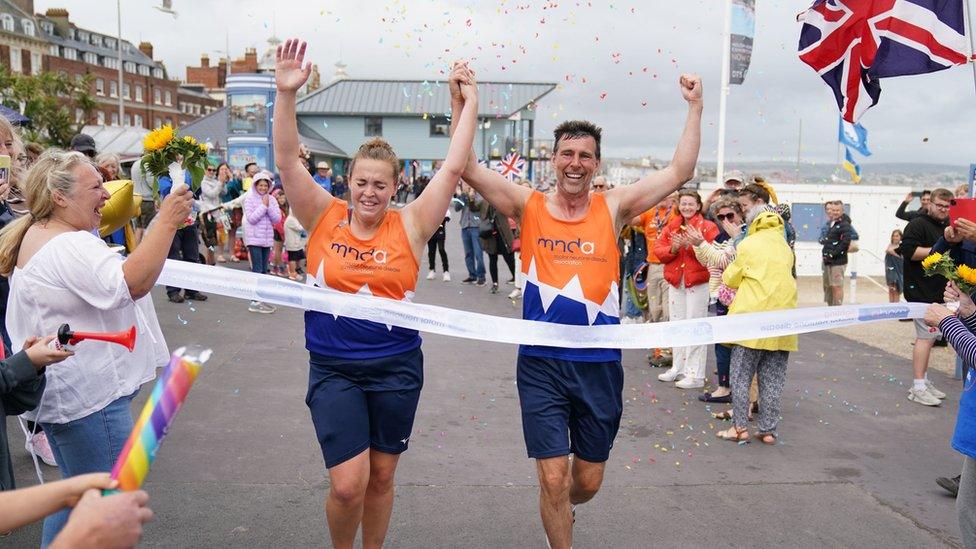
[325,449,401,549]
[536,455,606,549]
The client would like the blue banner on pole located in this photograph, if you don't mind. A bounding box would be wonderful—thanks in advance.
[838,119,872,157]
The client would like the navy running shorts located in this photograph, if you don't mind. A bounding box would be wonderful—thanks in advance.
[306,347,424,468]
[516,354,624,463]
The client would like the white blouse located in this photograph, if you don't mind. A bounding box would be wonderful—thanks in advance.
[7,231,169,424]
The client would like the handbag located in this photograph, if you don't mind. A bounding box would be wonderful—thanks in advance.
[478,209,497,239]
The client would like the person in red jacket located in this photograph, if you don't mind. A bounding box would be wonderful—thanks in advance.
[653,189,719,389]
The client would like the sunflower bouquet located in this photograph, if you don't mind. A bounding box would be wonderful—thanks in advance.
[140,124,208,198]
[922,252,976,294]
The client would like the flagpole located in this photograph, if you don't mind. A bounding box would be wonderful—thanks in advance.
[716,0,732,186]
[965,0,976,95]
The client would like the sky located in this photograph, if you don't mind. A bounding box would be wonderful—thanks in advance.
[36,0,976,167]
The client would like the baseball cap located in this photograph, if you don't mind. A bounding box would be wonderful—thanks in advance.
[316,161,330,170]
[723,170,745,186]
[70,133,96,156]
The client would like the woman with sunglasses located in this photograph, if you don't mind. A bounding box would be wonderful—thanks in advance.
[685,197,744,404]
[198,164,225,265]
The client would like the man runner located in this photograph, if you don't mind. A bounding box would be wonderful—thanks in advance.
[451,70,703,548]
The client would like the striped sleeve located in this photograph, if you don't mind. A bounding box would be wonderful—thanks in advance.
[940,315,976,366]
[962,312,976,334]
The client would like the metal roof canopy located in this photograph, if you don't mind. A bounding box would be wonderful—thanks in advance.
[296,79,557,119]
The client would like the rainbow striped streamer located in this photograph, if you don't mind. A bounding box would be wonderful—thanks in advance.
[110,347,210,491]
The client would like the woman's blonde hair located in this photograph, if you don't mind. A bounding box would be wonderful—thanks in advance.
[0,149,92,276]
[349,138,399,183]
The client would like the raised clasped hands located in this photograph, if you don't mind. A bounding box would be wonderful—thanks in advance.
[449,61,478,105]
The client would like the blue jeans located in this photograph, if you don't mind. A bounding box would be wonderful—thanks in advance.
[248,245,271,275]
[39,391,138,546]
[461,227,485,280]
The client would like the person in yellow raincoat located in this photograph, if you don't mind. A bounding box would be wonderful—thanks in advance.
[716,210,797,445]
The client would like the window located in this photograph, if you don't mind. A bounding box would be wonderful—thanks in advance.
[164,91,172,106]
[138,65,149,76]
[75,108,84,123]
[178,101,186,113]
[134,114,143,127]
[154,117,162,128]
[68,28,75,40]
[104,57,119,70]
[165,117,172,127]
[83,52,97,65]
[31,52,40,75]
[152,68,163,79]
[153,88,161,104]
[791,203,852,242]
[109,80,118,98]
[122,83,130,99]
[74,73,83,84]
[135,84,143,102]
[111,112,119,126]
[124,114,131,126]
[429,116,450,137]
[21,19,34,36]
[122,43,130,52]
[194,104,201,115]
[78,31,88,42]
[106,38,115,49]
[123,61,135,73]
[0,14,13,32]
[40,21,52,34]
[90,35,101,47]
[63,48,77,61]
[96,111,105,125]
[365,117,383,137]
[95,78,104,95]
[49,44,59,55]
[9,47,21,73]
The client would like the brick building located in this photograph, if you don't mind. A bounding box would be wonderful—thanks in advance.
[0,2,219,129]
[185,36,320,103]
[0,0,46,77]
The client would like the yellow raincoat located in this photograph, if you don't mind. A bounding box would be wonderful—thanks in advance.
[722,211,798,351]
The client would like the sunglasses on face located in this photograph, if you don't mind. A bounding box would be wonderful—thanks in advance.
[716,212,736,221]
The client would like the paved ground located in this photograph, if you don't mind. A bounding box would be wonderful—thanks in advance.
[5,233,965,547]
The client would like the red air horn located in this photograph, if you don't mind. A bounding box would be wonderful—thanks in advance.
[53,323,137,352]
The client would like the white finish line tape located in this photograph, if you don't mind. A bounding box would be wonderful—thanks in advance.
[157,260,926,349]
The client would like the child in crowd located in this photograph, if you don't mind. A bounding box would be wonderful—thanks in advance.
[243,172,281,314]
[270,190,288,276]
[885,229,903,303]
[283,203,308,281]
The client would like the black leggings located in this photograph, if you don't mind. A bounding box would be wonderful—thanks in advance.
[427,232,448,270]
[487,251,516,285]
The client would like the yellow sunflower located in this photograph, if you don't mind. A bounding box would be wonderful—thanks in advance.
[959,264,976,286]
[143,125,175,152]
[921,253,942,270]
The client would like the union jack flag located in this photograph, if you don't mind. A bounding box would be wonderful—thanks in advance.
[798,0,970,122]
[496,152,525,181]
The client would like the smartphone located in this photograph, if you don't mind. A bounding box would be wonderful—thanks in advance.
[911,191,923,197]
[0,155,9,187]
[950,198,976,225]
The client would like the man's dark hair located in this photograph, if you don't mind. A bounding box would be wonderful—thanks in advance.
[921,190,932,197]
[244,162,258,172]
[553,120,602,159]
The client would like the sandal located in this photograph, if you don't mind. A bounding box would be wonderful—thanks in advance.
[712,409,733,421]
[754,432,777,445]
[716,426,749,442]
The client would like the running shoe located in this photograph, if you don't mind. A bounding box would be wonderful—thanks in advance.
[426,271,437,280]
[658,367,684,382]
[443,272,451,282]
[675,377,704,389]
[926,380,947,399]
[936,475,961,497]
[908,387,941,406]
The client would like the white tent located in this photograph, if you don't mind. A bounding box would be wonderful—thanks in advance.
[81,125,149,161]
